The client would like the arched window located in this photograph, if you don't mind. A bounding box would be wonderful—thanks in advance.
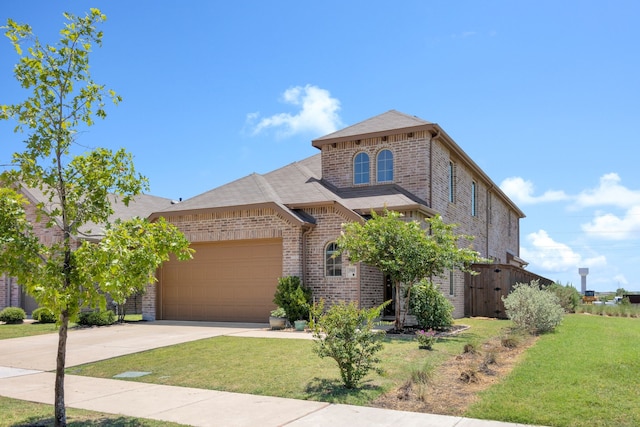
[325,242,342,277]
[377,149,393,182]
[353,152,370,184]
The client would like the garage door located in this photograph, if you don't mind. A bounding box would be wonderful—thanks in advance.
[159,239,283,322]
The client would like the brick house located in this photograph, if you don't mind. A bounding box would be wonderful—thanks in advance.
[0,185,174,315]
[145,110,532,323]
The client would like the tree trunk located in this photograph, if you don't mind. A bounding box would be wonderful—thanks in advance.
[394,279,403,330]
[54,311,69,427]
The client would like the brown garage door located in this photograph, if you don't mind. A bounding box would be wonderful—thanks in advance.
[159,239,282,322]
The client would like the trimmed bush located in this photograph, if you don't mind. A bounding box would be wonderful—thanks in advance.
[503,280,564,334]
[273,276,312,324]
[32,307,57,324]
[409,279,454,330]
[310,300,386,389]
[78,310,116,326]
[0,307,26,324]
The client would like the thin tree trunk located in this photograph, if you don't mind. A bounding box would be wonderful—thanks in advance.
[54,311,68,427]
[394,280,402,330]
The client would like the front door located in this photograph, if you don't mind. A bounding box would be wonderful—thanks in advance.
[383,275,394,316]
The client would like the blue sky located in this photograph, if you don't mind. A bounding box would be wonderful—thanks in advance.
[1,1,639,292]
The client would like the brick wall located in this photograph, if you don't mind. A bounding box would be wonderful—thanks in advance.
[318,130,521,319]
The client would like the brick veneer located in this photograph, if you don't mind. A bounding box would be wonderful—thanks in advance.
[319,131,521,318]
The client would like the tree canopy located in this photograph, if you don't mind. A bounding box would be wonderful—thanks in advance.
[0,10,192,426]
[337,209,487,328]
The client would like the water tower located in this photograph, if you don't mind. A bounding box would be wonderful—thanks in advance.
[579,268,589,295]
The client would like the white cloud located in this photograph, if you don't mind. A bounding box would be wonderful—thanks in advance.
[247,85,342,138]
[500,177,568,205]
[581,205,640,240]
[612,274,629,286]
[521,230,606,272]
[575,173,640,209]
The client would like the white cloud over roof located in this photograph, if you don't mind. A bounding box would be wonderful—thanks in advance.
[247,85,343,138]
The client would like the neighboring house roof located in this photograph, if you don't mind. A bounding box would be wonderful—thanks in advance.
[20,185,174,240]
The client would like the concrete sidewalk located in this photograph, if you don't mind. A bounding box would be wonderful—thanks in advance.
[0,321,542,427]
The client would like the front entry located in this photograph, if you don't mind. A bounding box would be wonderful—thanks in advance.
[383,274,394,316]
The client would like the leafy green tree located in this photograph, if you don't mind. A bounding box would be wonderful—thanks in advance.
[0,10,192,426]
[337,209,487,329]
[616,287,628,297]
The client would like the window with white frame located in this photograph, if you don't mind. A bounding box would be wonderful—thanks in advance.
[377,149,393,182]
[325,242,342,277]
[353,152,370,184]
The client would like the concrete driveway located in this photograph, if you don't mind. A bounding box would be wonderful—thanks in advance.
[0,320,309,371]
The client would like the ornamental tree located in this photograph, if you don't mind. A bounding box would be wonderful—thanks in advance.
[337,209,487,329]
[0,10,192,426]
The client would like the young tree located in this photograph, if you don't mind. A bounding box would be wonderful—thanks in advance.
[0,10,192,426]
[337,209,487,329]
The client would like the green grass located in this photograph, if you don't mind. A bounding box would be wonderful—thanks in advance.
[0,396,188,427]
[0,321,59,340]
[0,314,143,341]
[68,318,508,406]
[577,303,640,317]
[465,314,640,427]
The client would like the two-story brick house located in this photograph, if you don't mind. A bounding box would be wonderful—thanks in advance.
[145,110,529,322]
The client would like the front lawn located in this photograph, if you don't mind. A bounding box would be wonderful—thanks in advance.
[68,318,508,406]
[0,322,59,340]
[0,396,188,427]
[466,314,640,426]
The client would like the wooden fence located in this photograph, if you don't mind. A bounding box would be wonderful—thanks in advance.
[464,264,554,319]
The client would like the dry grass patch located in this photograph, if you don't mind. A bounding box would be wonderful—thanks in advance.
[371,332,537,415]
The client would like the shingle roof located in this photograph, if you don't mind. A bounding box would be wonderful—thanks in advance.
[312,110,433,146]
[155,109,523,223]
[20,185,174,239]
[157,153,433,223]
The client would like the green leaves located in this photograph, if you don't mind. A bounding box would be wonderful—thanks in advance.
[337,208,488,328]
[310,300,387,389]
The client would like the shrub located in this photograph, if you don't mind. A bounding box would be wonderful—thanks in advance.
[32,307,57,324]
[409,279,454,330]
[415,329,436,349]
[310,300,386,389]
[547,282,581,313]
[0,307,26,324]
[273,276,312,324]
[503,280,565,334]
[78,310,115,326]
[269,307,287,318]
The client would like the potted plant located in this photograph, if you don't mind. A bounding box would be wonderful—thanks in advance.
[269,307,287,330]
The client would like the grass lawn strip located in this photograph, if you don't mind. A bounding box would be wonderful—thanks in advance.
[67,318,508,406]
[0,395,188,427]
[465,314,640,427]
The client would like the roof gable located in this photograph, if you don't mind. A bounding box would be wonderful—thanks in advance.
[312,110,433,147]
